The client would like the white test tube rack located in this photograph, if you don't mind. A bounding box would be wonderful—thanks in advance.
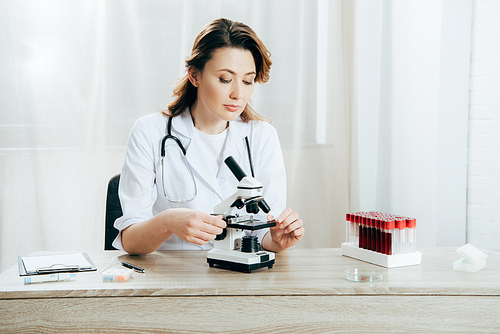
[341,243,421,268]
[341,212,422,268]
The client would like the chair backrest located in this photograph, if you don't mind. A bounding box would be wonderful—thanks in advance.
[105,174,123,250]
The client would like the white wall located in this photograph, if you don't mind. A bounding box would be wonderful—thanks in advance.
[467,0,500,261]
[355,0,472,247]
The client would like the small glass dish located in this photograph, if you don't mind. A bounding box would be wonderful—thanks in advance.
[344,268,382,283]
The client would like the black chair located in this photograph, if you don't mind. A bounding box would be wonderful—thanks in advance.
[105,174,123,250]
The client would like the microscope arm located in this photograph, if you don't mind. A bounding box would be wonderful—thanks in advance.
[214,156,270,217]
[214,192,242,216]
[214,175,265,215]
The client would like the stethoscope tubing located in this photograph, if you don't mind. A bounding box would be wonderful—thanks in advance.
[160,116,254,203]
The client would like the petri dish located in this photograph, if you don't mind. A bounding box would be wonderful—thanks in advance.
[344,268,382,283]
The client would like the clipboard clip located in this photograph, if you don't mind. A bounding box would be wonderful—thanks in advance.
[36,264,81,273]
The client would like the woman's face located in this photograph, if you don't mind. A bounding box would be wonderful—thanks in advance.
[189,47,256,132]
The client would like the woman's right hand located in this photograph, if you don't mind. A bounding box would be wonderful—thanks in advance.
[163,208,226,245]
[121,208,226,254]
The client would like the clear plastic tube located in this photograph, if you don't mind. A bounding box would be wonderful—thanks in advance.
[346,213,351,244]
[406,218,417,253]
[394,218,406,254]
[354,216,359,247]
[362,216,366,248]
[385,219,395,255]
[380,219,386,254]
[367,217,373,251]
[349,214,355,245]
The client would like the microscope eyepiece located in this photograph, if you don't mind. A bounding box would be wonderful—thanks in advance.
[224,156,247,181]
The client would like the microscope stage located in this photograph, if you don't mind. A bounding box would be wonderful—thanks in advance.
[226,219,276,230]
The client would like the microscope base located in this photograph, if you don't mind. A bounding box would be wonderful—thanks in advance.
[207,249,275,273]
[207,258,275,273]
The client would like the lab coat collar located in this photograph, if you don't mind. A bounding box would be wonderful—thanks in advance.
[170,108,250,141]
[170,108,251,199]
[170,108,195,140]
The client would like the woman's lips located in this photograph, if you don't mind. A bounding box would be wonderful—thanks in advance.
[224,104,241,112]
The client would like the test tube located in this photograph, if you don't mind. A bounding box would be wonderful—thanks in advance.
[406,218,417,253]
[385,218,395,255]
[354,214,359,247]
[358,214,365,249]
[349,213,356,245]
[394,218,406,254]
[367,216,374,251]
[356,216,364,248]
[375,218,381,253]
[358,215,368,249]
[379,218,385,254]
[392,218,399,254]
[346,213,351,244]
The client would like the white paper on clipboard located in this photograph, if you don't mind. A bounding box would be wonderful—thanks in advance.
[20,252,95,275]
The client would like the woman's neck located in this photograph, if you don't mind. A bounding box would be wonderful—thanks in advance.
[190,105,228,134]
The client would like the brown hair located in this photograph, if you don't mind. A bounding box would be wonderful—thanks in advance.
[163,18,272,122]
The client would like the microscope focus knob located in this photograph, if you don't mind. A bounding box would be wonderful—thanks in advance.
[215,228,227,241]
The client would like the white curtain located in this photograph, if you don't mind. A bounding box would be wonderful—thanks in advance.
[354,0,472,247]
[0,0,356,271]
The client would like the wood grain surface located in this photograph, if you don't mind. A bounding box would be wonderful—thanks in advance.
[1,295,499,333]
[1,248,499,332]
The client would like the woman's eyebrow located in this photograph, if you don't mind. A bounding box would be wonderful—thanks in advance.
[218,68,256,76]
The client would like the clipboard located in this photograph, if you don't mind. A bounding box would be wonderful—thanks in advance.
[18,252,97,276]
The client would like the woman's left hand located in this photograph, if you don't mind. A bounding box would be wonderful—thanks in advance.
[263,208,305,252]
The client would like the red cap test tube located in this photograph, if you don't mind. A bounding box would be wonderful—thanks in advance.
[406,218,417,253]
[346,211,416,256]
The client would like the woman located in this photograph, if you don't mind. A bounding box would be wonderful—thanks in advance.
[113,18,304,254]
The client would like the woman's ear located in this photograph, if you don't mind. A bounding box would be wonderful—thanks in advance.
[187,67,199,87]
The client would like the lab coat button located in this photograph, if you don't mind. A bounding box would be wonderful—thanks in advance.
[213,192,218,198]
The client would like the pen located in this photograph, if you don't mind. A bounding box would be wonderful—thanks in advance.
[24,273,76,284]
[121,261,145,273]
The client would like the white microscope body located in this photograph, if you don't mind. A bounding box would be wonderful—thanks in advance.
[207,156,276,273]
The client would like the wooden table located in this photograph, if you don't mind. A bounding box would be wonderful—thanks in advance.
[1,248,499,333]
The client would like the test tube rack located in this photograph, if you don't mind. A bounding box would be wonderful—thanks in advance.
[341,211,422,268]
[341,243,421,268]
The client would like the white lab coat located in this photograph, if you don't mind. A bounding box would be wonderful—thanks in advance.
[112,109,287,250]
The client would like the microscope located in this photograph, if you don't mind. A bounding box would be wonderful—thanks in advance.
[207,156,276,273]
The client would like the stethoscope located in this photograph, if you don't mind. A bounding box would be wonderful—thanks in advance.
[160,116,254,203]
